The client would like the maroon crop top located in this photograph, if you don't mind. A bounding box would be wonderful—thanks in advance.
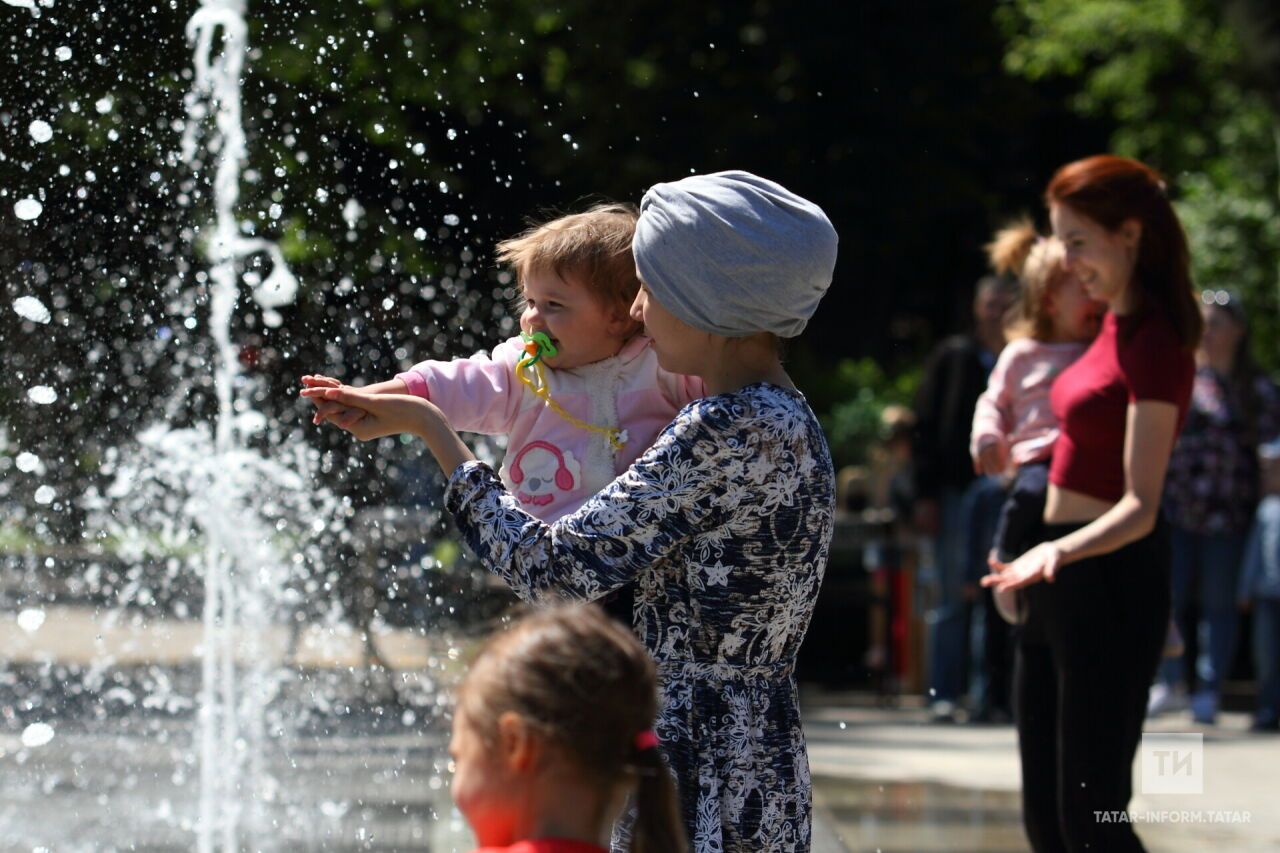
[1049,310,1194,503]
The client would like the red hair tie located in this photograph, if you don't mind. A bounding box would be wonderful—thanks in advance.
[634,729,660,751]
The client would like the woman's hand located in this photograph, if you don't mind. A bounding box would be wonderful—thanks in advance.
[300,375,411,428]
[301,384,476,473]
[299,385,435,441]
[300,375,363,427]
[981,541,1064,593]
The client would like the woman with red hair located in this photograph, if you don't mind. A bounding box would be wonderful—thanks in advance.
[983,155,1200,852]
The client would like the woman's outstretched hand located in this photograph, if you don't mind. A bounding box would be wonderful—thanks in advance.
[299,382,476,473]
[981,541,1064,593]
[300,374,364,428]
[301,374,413,428]
[299,384,431,441]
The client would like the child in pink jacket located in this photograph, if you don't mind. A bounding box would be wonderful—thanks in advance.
[971,221,1103,621]
[303,203,704,523]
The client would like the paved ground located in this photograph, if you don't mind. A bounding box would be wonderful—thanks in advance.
[8,606,1279,851]
[802,687,1280,852]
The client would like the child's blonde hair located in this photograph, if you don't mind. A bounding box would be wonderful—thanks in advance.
[986,217,1069,342]
[456,604,685,853]
[496,203,642,326]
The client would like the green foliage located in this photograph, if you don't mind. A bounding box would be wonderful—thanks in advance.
[815,358,920,470]
[999,0,1280,371]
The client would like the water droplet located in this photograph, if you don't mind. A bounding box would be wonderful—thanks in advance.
[320,800,350,818]
[12,296,51,323]
[21,723,55,748]
[342,198,363,230]
[15,452,43,474]
[27,385,57,405]
[17,609,46,633]
[29,120,53,143]
[14,198,43,221]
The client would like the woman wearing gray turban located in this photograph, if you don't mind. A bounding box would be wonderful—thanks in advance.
[310,171,838,852]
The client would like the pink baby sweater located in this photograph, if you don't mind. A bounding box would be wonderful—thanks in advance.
[396,335,705,521]
[970,337,1087,468]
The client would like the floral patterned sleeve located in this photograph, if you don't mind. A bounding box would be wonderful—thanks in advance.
[443,403,727,603]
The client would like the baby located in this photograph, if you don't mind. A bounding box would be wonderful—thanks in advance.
[302,203,704,522]
[971,220,1104,622]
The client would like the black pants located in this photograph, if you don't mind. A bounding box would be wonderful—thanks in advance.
[994,462,1049,562]
[1014,521,1171,852]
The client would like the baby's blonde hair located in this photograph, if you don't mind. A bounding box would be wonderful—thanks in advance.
[496,203,643,336]
[985,217,1069,342]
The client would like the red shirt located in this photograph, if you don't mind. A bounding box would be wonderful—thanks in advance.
[1049,310,1194,502]
[472,841,608,853]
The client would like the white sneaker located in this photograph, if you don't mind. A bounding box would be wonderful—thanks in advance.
[1147,682,1188,717]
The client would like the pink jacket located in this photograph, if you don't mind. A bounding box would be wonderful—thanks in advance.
[397,335,705,521]
[970,337,1087,468]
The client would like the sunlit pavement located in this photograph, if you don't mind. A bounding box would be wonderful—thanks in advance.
[1,603,440,669]
[17,607,1279,851]
[802,687,1280,852]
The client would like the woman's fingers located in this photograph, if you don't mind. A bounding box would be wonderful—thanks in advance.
[320,387,369,406]
[332,406,367,430]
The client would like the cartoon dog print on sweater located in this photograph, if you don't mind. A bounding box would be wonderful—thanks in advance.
[509,440,580,508]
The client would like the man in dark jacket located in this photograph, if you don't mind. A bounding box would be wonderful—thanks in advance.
[913,274,1016,720]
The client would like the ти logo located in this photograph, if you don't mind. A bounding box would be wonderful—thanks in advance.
[1140,733,1203,795]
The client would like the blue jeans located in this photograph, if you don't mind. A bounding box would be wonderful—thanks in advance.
[1160,526,1248,695]
[924,478,1005,706]
[963,476,1009,711]
[1254,599,1280,724]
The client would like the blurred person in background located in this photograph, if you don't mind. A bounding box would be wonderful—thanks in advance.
[912,273,1018,720]
[1153,291,1280,723]
[1240,439,1280,732]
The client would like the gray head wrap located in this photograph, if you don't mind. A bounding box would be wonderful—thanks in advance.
[632,170,838,338]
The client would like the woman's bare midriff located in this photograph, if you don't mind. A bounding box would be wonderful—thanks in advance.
[1043,482,1114,525]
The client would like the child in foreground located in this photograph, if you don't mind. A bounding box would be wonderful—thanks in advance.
[452,604,685,853]
[302,203,703,522]
[970,220,1103,622]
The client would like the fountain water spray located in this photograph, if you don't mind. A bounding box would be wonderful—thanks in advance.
[181,2,299,849]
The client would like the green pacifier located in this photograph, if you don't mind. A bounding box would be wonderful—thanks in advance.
[519,331,558,367]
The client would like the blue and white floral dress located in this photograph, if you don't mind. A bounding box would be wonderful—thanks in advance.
[444,383,835,852]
